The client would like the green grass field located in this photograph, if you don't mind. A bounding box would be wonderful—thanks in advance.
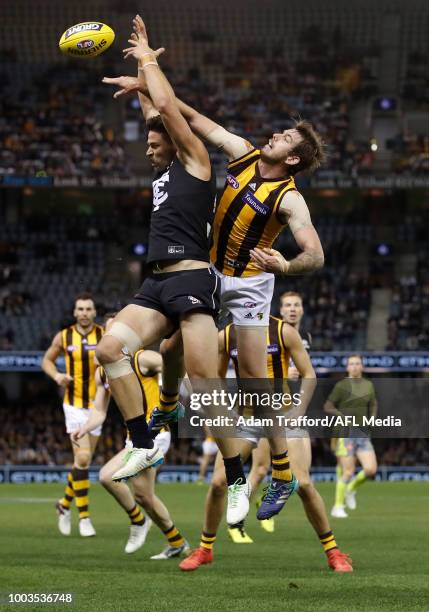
[1,481,428,611]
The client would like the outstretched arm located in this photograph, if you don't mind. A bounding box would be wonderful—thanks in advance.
[174,98,254,162]
[123,16,210,180]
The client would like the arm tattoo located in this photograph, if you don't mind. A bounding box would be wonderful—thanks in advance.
[286,249,324,275]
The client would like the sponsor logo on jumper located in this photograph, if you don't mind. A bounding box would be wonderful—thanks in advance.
[243,191,270,215]
[249,182,257,190]
[227,174,240,189]
[231,348,238,357]
[244,312,254,319]
[77,39,94,49]
[256,312,264,320]
[244,301,257,309]
[65,23,103,39]
[168,245,185,254]
[84,344,98,350]
[67,345,78,352]
[267,343,280,354]
[188,296,202,305]
[153,170,170,211]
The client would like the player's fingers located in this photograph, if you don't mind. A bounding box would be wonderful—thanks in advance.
[113,89,127,99]
[102,77,120,84]
[127,38,138,46]
[154,47,165,58]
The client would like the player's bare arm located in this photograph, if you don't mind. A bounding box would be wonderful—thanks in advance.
[370,398,378,419]
[42,331,72,387]
[137,350,162,376]
[250,191,324,275]
[174,98,253,162]
[71,368,110,441]
[283,323,316,416]
[120,16,210,180]
[323,399,343,417]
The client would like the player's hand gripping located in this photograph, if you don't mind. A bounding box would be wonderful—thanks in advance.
[249,247,290,274]
[54,373,73,388]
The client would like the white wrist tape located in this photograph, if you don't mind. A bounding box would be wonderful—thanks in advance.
[104,321,142,355]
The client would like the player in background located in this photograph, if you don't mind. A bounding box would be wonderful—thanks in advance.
[324,355,378,518]
[198,428,218,484]
[73,344,189,558]
[100,17,252,526]
[180,317,352,573]
[42,293,103,537]
[230,290,312,538]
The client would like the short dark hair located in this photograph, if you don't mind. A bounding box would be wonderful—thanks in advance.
[146,115,172,143]
[280,291,303,303]
[74,293,95,307]
[287,120,326,176]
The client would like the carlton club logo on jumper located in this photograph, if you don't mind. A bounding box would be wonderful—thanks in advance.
[153,170,170,211]
[65,23,103,38]
[243,191,270,215]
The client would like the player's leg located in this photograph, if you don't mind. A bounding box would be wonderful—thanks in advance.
[71,431,97,536]
[180,440,254,571]
[288,436,352,572]
[99,448,150,553]
[180,311,250,524]
[332,439,356,517]
[247,438,274,533]
[346,443,378,509]
[128,431,188,559]
[96,304,171,479]
[235,326,298,520]
[152,330,186,427]
[133,468,188,559]
[198,452,213,483]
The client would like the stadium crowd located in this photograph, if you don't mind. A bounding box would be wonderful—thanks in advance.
[1,399,427,469]
[0,26,381,180]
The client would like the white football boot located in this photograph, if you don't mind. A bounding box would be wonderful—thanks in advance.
[56,501,71,536]
[125,518,152,554]
[331,505,348,518]
[79,517,96,537]
[112,446,164,481]
[226,478,251,525]
[345,489,357,510]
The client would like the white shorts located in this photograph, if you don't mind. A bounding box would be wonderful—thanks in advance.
[213,266,274,326]
[63,404,102,437]
[202,439,218,456]
[125,430,171,456]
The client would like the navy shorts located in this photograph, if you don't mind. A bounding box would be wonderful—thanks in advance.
[131,267,220,324]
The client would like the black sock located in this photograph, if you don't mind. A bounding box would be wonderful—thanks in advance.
[126,415,154,449]
[223,455,246,486]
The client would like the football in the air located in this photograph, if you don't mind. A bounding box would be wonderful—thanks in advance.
[59,22,115,58]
